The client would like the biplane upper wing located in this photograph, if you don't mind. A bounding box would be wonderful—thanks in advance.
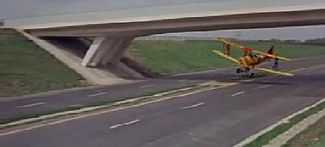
[212,50,240,64]
[252,50,291,61]
[217,38,291,61]
[255,67,294,77]
[217,38,244,49]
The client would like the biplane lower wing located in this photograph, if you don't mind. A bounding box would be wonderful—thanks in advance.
[255,67,294,77]
[212,50,240,64]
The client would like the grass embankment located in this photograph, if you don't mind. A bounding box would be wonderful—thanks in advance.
[0,29,84,97]
[129,40,325,74]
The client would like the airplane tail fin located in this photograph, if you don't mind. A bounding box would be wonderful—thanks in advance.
[266,45,279,69]
[267,45,275,55]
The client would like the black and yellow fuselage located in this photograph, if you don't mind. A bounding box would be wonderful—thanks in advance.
[239,55,268,70]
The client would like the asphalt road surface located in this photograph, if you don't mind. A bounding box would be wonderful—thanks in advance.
[0,56,325,147]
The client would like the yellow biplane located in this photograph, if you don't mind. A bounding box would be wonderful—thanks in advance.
[212,38,294,77]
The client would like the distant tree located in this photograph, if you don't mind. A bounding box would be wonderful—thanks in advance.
[304,38,325,45]
[270,38,282,42]
[283,40,301,44]
[0,18,4,26]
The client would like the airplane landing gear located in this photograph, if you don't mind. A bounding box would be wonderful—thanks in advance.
[236,68,255,78]
[236,68,242,73]
[248,73,255,78]
[272,58,279,69]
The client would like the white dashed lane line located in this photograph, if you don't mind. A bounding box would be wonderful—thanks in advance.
[140,84,155,89]
[181,102,205,110]
[124,119,141,125]
[256,85,272,89]
[68,104,84,107]
[231,91,245,97]
[109,119,141,129]
[109,124,124,129]
[240,79,254,82]
[88,92,108,97]
[16,102,46,108]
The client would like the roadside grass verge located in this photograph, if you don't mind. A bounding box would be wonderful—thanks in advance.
[129,40,325,74]
[244,100,325,147]
[283,114,325,147]
[0,29,85,97]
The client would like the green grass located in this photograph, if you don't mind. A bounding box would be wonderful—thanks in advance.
[241,41,325,58]
[0,29,85,97]
[310,136,325,147]
[129,40,325,74]
[282,113,325,147]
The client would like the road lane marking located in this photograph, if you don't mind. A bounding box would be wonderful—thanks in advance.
[231,91,245,97]
[109,124,124,129]
[16,102,45,108]
[257,85,272,89]
[291,67,307,73]
[88,92,108,97]
[152,87,194,97]
[109,119,141,129]
[240,79,254,82]
[140,84,155,89]
[68,104,84,108]
[181,102,205,110]
[124,119,141,125]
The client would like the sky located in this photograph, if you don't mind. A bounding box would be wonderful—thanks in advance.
[161,25,325,41]
[1,0,325,40]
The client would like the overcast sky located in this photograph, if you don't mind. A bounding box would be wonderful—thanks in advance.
[1,0,325,40]
[161,25,325,41]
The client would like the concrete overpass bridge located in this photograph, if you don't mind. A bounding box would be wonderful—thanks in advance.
[5,2,325,84]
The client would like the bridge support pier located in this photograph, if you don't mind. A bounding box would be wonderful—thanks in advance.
[81,37,133,67]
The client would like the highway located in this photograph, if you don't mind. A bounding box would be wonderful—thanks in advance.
[0,56,324,147]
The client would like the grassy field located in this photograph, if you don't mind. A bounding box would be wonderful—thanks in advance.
[129,40,325,74]
[0,29,84,97]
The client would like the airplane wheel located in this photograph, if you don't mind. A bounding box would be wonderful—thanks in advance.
[236,68,241,73]
[249,73,255,78]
